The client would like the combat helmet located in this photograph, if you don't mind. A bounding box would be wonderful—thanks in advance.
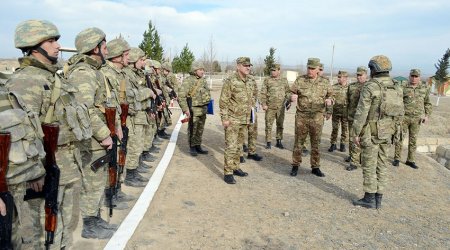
[128,47,145,63]
[14,19,60,49]
[162,62,172,72]
[368,55,392,73]
[75,27,106,54]
[106,38,130,59]
[191,61,205,72]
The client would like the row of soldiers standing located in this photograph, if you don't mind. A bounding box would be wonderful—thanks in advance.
[0,19,178,249]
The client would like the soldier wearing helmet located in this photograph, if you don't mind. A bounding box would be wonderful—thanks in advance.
[178,61,211,156]
[6,20,94,248]
[65,27,118,239]
[161,61,179,100]
[352,55,404,209]
[150,60,172,138]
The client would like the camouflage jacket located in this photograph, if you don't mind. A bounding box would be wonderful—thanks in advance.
[219,72,257,124]
[178,74,211,112]
[164,72,178,91]
[151,73,170,103]
[259,76,290,110]
[402,82,432,118]
[347,81,366,121]
[331,83,348,116]
[65,54,111,150]
[122,66,152,125]
[290,75,333,114]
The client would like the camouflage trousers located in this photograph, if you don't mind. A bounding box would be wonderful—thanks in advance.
[144,117,157,150]
[348,120,361,167]
[394,116,422,162]
[265,107,285,142]
[330,113,348,145]
[188,105,207,147]
[127,119,146,170]
[8,183,26,249]
[360,134,390,194]
[80,149,107,217]
[26,145,81,250]
[239,119,258,156]
[224,122,247,175]
[292,112,324,168]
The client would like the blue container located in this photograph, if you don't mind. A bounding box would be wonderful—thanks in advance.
[207,99,214,115]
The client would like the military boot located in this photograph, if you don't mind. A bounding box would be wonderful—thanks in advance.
[311,168,325,177]
[81,217,114,239]
[239,156,245,163]
[153,136,163,145]
[137,162,150,173]
[248,153,263,161]
[242,144,248,153]
[139,155,151,169]
[290,166,299,176]
[189,147,198,156]
[275,139,285,149]
[353,192,376,209]
[141,151,155,162]
[340,143,346,152]
[124,169,146,187]
[157,130,170,139]
[224,174,236,184]
[195,145,208,154]
[375,193,383,209]
[345,156,351,162]
[266,142,271,149]
[405,161,418,169]
[103,189,129,210]
[116,189,135,202]
[96,216,118,230]
[149,144,160,154]
[392,159,400,167]
[328,144,336,152]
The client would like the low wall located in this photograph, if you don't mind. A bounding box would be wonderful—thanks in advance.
[435,145,450,170]
[415,137,450,154]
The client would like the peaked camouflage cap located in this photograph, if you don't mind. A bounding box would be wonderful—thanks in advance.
[106,38,130,59]
[338,70,348,77]
[162,62,172,71]
[15,19,60,49]
[236,57,252,66]
[368,55,392,73]
[75,27,106,54]
[270,63,281,70]
[410,69,421,76]
[356,66,367,74]
[191,61,205,71]
[128,47,146,62]
[307,58,321,68]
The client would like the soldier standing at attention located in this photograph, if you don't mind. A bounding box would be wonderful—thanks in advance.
[260,63,290,149]
[7,20,94,247]
[289,58,333,177]
[220,57,258,184]
[352,55,404,209]
[329,70,349,153]
[393,69,432,169]
[345,66,368,171]
[178,62,211,156]
[162,62,179,100]
[150,60,171,139]
[65,27,119,239]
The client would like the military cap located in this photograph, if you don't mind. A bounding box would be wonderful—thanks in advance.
[270,63,281,70]
[356,66,367,74]
[162,62,172,71]
[307,58,321,68]
[236,57,253,66]
[338,70,348,77]
[191,61,205,72]
[128,47,145,63]
[75,27,106,54]
[152,60,161,69]
[106,38,130,59]
[15,20,60,49]
[410,69,421,76]
[144,59,153,71]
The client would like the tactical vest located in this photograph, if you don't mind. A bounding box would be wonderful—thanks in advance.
[0,91,45,185]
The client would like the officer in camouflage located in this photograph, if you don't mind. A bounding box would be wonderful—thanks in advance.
[178,62,211,156]
[345,66,368,171]
[329,70,349,153]
[162,61,179,102]
[7,20,93,248]
[289,58,333,177]
[220,57,259,184]
[260,63,290,149]
[352,55,404,209]
[65,27,118,239]
[393,69,432,169]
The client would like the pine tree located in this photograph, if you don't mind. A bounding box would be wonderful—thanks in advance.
[264,47,277,76]
[172,43,195,74]
[434,48,450,96]
[139,20,164,61]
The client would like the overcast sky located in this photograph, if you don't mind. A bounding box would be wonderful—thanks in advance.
[1,0,449,76]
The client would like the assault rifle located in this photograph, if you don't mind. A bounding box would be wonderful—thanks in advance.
[24,124,60,250]
[0,132,13,250]
[104,107,118,217]
[117,103,129,193]
[154,78,172,124]
[145,74,164,130]
[186,97,194,148]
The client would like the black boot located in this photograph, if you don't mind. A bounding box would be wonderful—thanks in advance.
[375,193,383,209]
[275,139,285,149]
[115,189,135,202]
[195,145,208,154]
[239,156,245,163]
[242,144,248,153]
[157,130,170,139]
[136,162,150,173]
[405,161,418,169]
[311,168,325,177]
[96,216,118,230]
[139,155,151,169]
[248,153,263,161]
[189,147,198,156]
[266,142,271,149]
[353,192,376,209]
[340,143,346,152]
[82,217,114,239]
[290,166,299,176]
[141,151,155,162]
[124,169,146,187]
[392,159,400,167]
[224,174,236,184]
[328,144,336,152]
[233,169,248,177]
[149,144,160,153]
[346,164,358,171]
[345,156,351,162]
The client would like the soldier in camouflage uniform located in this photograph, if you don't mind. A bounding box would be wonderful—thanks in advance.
[150,60,171,139]
[64,27,118,239]
[162,62,179,104]
[289,58,333,178]
[220,57,260,184]
[260,63,290,149]
[345,66,368,171]
[0,88,46,249]
[7,20,94,248]
[122,47,156,186]
[329,70,349,153]
[352,55,404,209]
[178,62,211,156]
[393,69,432,169]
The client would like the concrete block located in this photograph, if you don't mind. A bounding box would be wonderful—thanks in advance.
[416,145,429,153]
[429,145,437,153]
[445,160,450,170]
[436,145,446,157]
[425,138,438,145]
[445,149,450,159]
[437,138,450,146]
